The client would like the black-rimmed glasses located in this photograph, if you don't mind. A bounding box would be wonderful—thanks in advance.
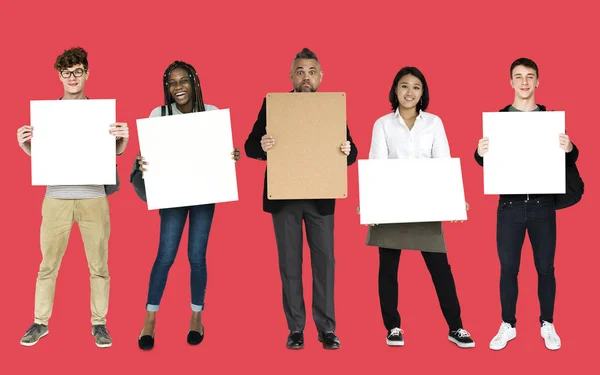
[60,68,86,78]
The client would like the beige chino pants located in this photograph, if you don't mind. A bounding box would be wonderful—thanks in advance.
[33,197,111,326]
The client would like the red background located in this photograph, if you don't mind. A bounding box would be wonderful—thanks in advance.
[1,1,597,374]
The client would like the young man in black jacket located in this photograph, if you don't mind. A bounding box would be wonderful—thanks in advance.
[475,58,578,351]
[244,48,357,350]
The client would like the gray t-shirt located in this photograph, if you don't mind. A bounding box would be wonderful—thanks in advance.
[45,184,107,199]
[508,105,541,112]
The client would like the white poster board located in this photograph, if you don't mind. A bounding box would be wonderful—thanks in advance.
[30,99,116,185]
[358,158,467,225]
[482,111,565,195]
[136,109,239,210]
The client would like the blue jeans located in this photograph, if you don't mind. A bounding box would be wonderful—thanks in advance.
[146,204,215,312]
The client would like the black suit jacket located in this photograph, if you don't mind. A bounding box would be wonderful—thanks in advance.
[244,96,358,215]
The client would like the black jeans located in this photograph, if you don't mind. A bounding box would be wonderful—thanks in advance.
[378,248,463,332]
[496,196,557,327]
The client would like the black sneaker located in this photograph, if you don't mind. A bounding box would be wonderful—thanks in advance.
[448,328,475,348]
[318,331,340,350]
[286,330,304,349]
[386,327,404,346]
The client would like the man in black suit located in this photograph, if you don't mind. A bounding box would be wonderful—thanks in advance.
[244,48,357,350]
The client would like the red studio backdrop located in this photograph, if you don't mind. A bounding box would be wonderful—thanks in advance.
[1,1,597,374]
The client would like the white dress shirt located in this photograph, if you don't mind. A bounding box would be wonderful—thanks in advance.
[368,110,450,160]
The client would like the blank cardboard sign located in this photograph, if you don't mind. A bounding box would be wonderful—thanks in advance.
[482,111,565,195]
[136,109,238,210]
[266,92,347,199]
[30,99,116,186]
[358,158,467,225]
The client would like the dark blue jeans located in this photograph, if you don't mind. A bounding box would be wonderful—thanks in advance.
[496,196,557,327]
[146,204,215,312]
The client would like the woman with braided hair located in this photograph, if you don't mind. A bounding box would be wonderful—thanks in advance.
[131,61,240,350]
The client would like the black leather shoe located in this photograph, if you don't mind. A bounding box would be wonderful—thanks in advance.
[286,331,304,349]
[138,331,155,350]
[187,325,204,345]
[318,331,340,350]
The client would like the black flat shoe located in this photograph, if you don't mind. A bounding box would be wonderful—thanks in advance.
[187,325,204,345]
[138,331,155,350]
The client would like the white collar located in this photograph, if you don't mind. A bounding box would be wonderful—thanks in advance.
[393,108,423,120]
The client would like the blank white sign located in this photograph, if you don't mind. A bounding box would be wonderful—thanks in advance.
[30,99,116,185]
[136,109,239,210]
[482,111,565,195]
[358,158,467,225]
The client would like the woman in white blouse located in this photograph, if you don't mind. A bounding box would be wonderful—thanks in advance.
[368,67,475,348]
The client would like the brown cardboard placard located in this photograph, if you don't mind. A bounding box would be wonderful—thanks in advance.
[266,92,347,200]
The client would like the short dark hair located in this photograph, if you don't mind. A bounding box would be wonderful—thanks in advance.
[294,47,319,63]
[54,47,88,71]
[510,57,538,78]
[388,66,430,112]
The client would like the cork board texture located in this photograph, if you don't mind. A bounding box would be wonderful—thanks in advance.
[266,92,347,200]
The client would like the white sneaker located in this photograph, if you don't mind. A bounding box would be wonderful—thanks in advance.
[541,321,561,350]
[489,322,516,350]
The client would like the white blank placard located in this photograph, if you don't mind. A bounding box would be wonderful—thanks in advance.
[482,111,565,195]
[358,158,467,225]
[137,109,239,210]
[30,99,116,185]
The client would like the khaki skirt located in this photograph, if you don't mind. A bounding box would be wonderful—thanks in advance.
[366,221,446,253]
